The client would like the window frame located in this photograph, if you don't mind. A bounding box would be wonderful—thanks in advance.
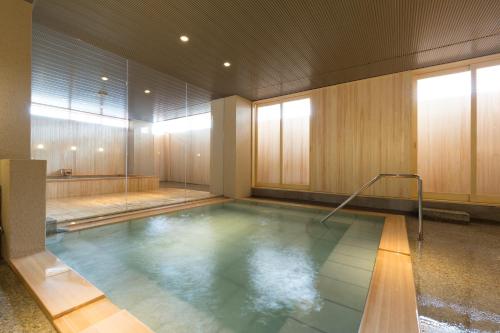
[413,56,500,204]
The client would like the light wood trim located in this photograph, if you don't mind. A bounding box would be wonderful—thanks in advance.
[253,89,317,106]
[412,53,500,76]
[413,65,470,80]
[79,310,154,333]
[53,299,120,333]
[9,251,105,319]
[378,215,410,255]
[359,250,419,333]
[470,66,478,198]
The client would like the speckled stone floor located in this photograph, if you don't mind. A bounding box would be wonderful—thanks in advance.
[406,217,500,333]
[0,261,56,333]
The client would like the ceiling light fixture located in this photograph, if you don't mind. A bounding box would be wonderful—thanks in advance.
[180,35,189,42]
[144,89,151,94]
[98,147,104,152]
[223,62,231,67]
[101,76,109,81]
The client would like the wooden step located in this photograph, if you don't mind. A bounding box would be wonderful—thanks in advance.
[79,310,154,333]
[53,298,120,333]
[10,251,105,318]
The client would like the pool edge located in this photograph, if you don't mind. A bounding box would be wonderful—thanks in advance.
[12,197,419,333]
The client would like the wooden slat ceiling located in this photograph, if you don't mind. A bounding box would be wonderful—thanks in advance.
[33,0,500,101]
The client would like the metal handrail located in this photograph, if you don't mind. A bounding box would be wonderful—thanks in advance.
[319,173,423,241]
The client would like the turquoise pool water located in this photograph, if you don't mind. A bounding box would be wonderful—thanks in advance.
[47,201,384,333]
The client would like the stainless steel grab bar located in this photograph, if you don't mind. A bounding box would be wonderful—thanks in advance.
[319,173,424,241]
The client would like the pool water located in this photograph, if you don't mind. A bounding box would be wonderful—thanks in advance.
[47,201,384,333]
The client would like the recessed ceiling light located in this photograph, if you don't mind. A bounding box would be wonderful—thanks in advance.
[36,144,44,149]
[180,35,189,42]
[70,146,77,151]
[223,62,231,67]
[144,89,151,94]
[101,76,109,81]
[98,147,104,152]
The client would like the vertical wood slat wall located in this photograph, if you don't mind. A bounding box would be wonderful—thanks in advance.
[253,54,500,204]
[31,116,127,176]
[153,129,211,185]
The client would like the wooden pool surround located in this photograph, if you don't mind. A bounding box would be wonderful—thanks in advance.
[9,197,418,333]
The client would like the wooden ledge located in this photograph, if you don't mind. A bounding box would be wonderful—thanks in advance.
[10,251,105,319]
[54,298,119,333]
[378,215,411,255]
[79,309,154,333]
[359,250,419,333]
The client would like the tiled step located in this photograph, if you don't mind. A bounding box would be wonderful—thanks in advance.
[10,251,105,318]
[79,310,154,333]
[53,299,120,333]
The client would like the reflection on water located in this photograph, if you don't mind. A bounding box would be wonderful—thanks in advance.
[47,202,375,333]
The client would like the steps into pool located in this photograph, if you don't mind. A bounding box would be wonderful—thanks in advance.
[10,251,105,318]
[9,250,154,333]
[54,299,119,332]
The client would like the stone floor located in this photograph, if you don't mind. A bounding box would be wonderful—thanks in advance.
[406,217,500,333]
[0,261,56,333]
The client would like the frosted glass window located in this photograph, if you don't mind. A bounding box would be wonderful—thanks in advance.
[476,64,500,195]
[256,104,281,184]
[282,98,310,185]
[417,71,471,194]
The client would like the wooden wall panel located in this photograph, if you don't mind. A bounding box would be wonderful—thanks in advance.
[476,64,500,196]
[310,72,414,198]
[31,116,127,176]
[417,71,471,194]
[153,128,210,185]
[255,55,500,203]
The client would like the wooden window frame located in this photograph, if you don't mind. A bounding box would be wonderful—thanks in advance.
[413,55,500,204]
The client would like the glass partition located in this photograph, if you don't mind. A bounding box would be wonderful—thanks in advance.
[32,23,216,227]
[32,23,129,222]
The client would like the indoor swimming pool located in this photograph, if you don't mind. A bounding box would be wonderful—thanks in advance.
[47,201,385,333]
